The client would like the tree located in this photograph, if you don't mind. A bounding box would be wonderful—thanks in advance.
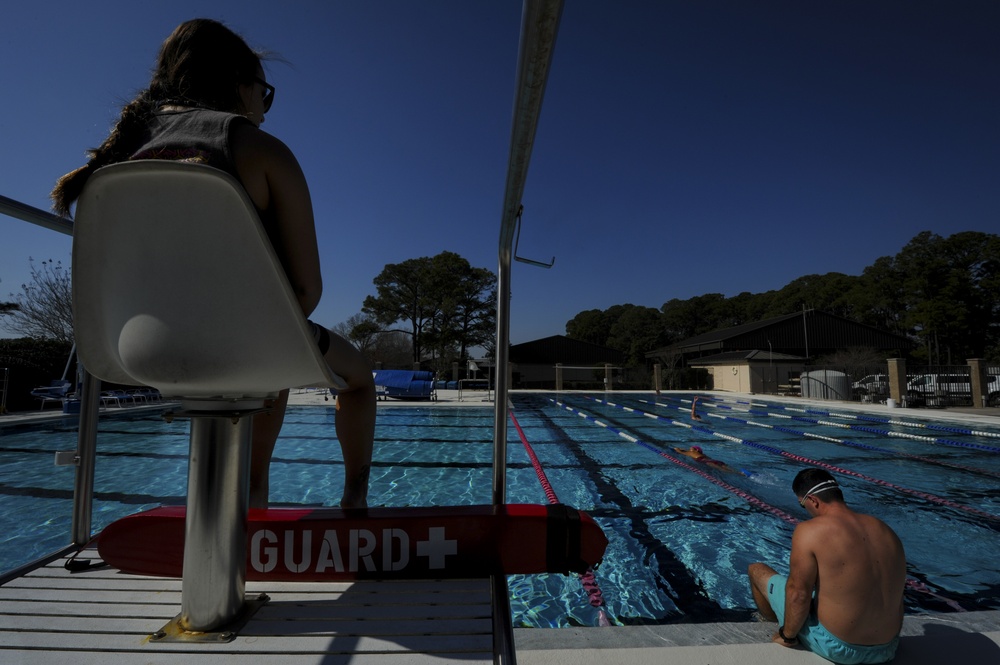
[565,309,611,346]
[0,258,74,343]
[331,313,414,368]
[362,251,496,365]
[362,256,436,362]
[566,303,668,367]
[446,264,496,362]
[606,306,669,367]
[565,230,1000,365]
[892,231,1000,363]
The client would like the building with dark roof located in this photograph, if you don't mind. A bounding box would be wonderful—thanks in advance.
[509,335,626,388]
[684,349,807,394]
[647,310,912,363]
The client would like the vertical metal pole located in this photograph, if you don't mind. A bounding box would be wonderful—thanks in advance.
[802,305,810,359]
[493,0,563,506]
[180,415,252,631]
[72,370,101,545]
[491,574,517,664]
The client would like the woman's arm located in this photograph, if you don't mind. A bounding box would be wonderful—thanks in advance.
[231,122,323,316]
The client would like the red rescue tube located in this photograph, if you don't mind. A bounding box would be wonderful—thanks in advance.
[97,503,607,580]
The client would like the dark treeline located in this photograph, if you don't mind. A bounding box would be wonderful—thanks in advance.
[566,231,1000,366]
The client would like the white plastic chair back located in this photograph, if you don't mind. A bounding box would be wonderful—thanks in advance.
[72,160,345,399]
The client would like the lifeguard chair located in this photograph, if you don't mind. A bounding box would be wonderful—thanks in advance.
[72,160,348,633]
[72,160,606,644]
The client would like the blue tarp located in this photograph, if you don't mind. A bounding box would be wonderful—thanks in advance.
[372,370,436,399]
[372,370,434,389]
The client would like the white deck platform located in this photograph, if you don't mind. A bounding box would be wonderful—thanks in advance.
[0,548,494,664]
[4,547,1000,664]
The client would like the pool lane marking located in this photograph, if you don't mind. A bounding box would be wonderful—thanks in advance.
[508,406,611,626]
[691,397,1000,453]
[586,396,1000,524]
[547,398,799,525]
[641,397,1000,482]
[549,396,968,612]
[713,396,1000,441]
[531,399,735,619]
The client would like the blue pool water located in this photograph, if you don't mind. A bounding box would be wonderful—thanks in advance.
[2,392,999,627]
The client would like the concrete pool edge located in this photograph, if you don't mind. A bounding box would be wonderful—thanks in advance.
[514,610,1000,664]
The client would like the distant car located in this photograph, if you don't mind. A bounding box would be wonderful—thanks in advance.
[906,373,1000,407]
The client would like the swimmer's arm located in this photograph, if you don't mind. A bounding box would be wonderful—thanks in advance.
[779,526,818,645]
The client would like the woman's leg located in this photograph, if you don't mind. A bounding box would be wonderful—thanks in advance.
[322,329,376,509]
[249,389,290,509]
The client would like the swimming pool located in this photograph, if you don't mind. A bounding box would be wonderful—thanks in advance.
[2,393,998,627]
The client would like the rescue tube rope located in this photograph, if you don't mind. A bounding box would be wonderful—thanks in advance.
[642,397,1000,481]
[508,404,611,626]
[586,396,1000,524]
[556,397,966,611]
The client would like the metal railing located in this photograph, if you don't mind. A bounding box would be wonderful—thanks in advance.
[0,193,74,236]
[0,195,104,547]
[492,0,563,507]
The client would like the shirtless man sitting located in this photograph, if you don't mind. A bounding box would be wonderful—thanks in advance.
[748,468,906,664]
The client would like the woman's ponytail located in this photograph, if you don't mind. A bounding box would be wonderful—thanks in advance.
[51,91,156,217]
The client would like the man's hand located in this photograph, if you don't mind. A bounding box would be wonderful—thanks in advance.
[772,631,800,649]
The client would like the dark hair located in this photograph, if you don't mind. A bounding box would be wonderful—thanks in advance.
[793,468,844,503]
[51,18,263,216]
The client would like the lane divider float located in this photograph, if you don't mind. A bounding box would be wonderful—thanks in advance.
[509,404,611,626]
[583,396,1000,525]
[641,397,1000,481]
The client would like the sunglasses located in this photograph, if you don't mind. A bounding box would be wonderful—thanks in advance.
[253,76,275,113]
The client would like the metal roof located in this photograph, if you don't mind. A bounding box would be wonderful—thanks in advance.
[510,335,626,365]
[647,310,913,359]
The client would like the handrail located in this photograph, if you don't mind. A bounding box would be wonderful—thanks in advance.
[492,0,563,506]
[0,193,73,235]
[72,371,101,545]
[0,193,101,547]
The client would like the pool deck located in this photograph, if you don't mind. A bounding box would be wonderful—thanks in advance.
[515,611,1000,664]
[2,390,998,663]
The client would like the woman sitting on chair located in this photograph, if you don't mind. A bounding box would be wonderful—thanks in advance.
[51,18,375,509]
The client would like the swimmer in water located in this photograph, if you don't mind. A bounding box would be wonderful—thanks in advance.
[672,445,738,474]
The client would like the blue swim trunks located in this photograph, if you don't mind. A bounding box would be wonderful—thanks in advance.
[767,574,899,665]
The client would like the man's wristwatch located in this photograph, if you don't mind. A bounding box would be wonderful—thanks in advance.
[778,626,798,643]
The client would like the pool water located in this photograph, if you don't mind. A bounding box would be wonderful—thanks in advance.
[2,393,999,628]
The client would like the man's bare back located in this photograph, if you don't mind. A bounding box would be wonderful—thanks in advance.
[793,503,905,644]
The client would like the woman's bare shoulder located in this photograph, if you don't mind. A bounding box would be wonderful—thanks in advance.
[231,122,298,165]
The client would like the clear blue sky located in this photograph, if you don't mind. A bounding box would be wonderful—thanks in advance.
[3,1,998,345]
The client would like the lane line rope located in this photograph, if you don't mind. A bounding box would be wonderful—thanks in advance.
[508,403,610,626]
